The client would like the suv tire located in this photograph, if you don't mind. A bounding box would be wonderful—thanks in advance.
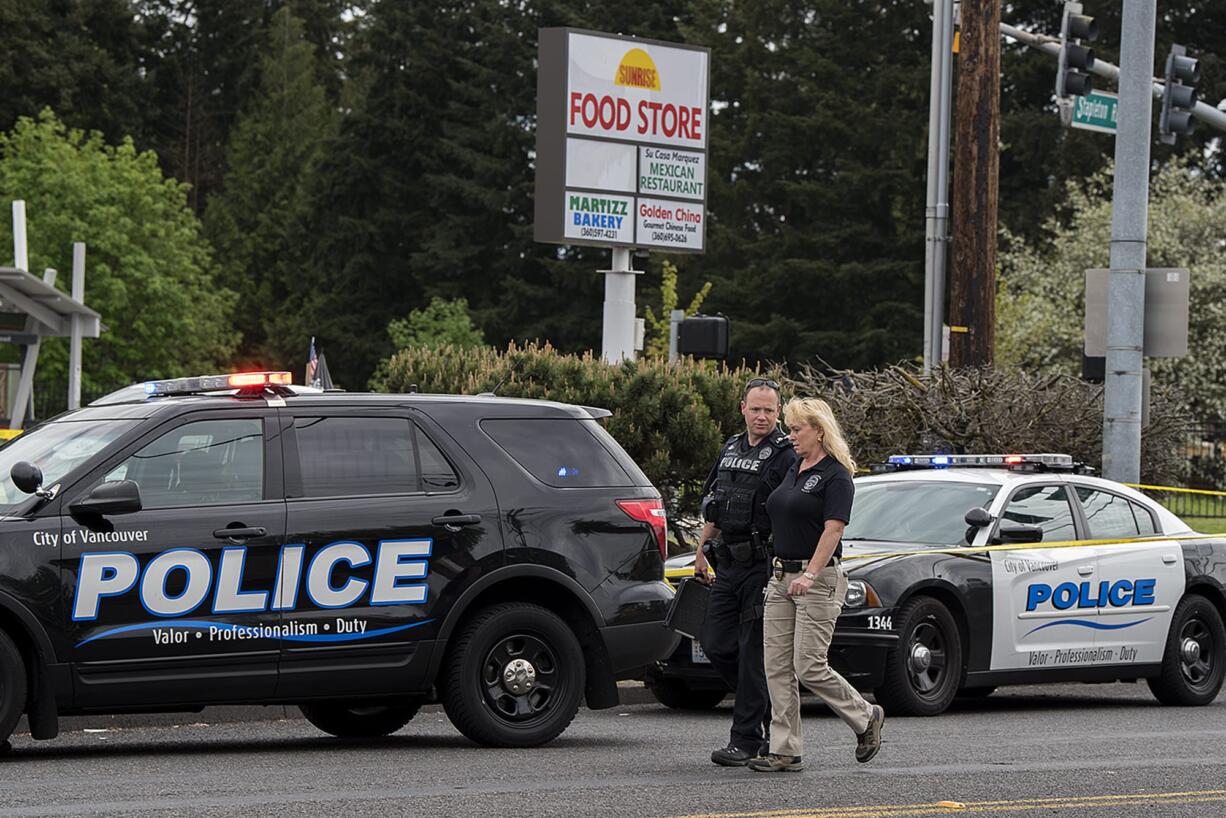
[648,678,726,710]
[875,597,962,716]
[1148,593,1225,706]
[300,699,423,738]
[442,602,584,747]
[0,630,28,748]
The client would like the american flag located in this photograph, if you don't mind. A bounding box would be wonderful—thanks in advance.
[306,337,319,387]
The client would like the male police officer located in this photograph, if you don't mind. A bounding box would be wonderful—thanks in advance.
[694,378,797,766]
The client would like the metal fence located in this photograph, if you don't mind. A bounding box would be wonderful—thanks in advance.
[1162,420,1226,519]
[28,379,125,424]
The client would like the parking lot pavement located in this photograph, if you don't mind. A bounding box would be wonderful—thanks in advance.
[2,682,1223,818]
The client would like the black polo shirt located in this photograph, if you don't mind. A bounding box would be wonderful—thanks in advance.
[765,455,854,560]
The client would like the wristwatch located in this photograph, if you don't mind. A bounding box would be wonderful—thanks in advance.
[802,571,817,581]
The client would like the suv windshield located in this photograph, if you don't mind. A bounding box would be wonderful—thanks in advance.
[844,480,1000,546]
[0,420,137,513]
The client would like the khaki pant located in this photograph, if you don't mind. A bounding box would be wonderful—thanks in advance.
[764,563,872,757]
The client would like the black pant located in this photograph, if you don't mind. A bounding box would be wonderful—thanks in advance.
[701,556,770,753]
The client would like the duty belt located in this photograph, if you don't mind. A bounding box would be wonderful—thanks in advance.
[771,556,837,574]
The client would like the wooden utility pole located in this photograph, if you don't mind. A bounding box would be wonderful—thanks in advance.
[948,0,1001,367]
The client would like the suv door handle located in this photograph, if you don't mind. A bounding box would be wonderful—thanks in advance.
[1077,565,1094,576]
[213,526,267,541]
[432,514,481,528]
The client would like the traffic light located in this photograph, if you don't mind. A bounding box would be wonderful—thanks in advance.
[1160,44,1200,144]
[1057,2,1098,99]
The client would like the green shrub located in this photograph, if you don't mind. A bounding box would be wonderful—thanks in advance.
[788,363,1189,485]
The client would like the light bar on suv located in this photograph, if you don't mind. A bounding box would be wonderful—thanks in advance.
[872,453,1076,473]
[144,371,292,397]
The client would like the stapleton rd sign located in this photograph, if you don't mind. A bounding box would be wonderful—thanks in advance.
[1071,90,1118,134]
[534,29,711,253]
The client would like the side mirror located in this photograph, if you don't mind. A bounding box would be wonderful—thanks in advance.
[69,480,143,517]
[10,461,44,495]
[964,507,992,528]
[997,524,1043,544]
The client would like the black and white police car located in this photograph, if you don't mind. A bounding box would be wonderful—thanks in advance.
[650,453,1225,715]
[0,372,677,750]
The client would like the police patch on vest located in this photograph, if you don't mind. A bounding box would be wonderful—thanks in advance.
[803,475,821,492]
[758,447,773,460]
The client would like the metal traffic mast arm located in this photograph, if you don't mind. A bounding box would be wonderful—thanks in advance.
[1001,21,1226,133]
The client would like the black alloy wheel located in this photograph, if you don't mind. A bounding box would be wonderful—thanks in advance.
[875,597,963,716]
[442,602,584,747]
[1148,593,1226,706]
[0,630,27,749]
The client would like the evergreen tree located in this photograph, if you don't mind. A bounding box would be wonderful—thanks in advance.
[0,111,237,391]
[203,6,335,366]
[681,0,930,369]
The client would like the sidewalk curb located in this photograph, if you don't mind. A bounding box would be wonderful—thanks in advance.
[17,683,658,734]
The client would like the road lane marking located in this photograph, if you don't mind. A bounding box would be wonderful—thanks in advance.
[669,788,1226,818]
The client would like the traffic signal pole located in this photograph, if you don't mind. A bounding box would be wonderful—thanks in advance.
[1102,0,1157,483]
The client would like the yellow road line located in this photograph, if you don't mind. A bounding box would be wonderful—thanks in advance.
[670,788,1226,818]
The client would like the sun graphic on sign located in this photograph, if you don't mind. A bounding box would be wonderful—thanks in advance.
[615,48,662,91]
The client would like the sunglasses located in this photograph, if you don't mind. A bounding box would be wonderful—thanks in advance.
[745,378,781,391]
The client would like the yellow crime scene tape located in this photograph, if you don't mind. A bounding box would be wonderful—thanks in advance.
[840,531,1215,564]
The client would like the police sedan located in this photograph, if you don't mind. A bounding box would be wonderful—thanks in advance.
[649,454,1226,716]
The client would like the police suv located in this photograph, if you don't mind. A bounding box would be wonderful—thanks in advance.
[650,454,1226,715]
[0,372,677,750]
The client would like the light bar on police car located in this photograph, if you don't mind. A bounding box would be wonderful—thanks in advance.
[144,371,292,397]
[876,453,1075,471]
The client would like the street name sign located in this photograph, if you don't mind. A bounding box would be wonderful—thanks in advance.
[1071,91,1118,134]
[534,29,711,252]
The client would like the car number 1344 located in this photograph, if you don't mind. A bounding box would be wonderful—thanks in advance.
[867,615,893,631]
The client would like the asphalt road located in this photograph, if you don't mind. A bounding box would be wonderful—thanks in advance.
[1,682,1224,818]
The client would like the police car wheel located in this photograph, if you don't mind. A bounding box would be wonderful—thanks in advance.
[299,699,423,738]
[1147,594,1226,707]
[442,602,584,747]
[0,630,28,748]
[647,678,727,710]
[875,597,962,717]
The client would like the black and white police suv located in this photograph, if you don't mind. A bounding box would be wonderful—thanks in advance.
[0,372,677,749]
[650,453,1226,715]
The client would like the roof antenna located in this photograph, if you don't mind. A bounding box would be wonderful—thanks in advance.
[483,354,523,397]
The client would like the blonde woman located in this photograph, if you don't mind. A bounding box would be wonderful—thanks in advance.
[748,397,884,772]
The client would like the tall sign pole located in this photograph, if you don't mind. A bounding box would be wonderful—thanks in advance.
[534,29,711,363]
[922,0,954,374]
[948,0,1000,367]
[1102,0,1157,482]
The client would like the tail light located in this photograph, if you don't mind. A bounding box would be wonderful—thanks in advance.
[616,499,667,559]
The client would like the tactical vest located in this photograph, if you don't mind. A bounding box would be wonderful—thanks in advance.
[708,432,790,538]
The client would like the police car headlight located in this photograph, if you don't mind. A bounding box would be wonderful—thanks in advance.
[844,580,880,609]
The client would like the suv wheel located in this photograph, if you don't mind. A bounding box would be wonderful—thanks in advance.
[875,597,962,716]
[442,602,584,747]
[1148,593,1225,706]
[300,699,423,738]
[0,630,28,749]
[648,678,726,710]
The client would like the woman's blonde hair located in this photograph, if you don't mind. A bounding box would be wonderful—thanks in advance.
[783,397,857,475]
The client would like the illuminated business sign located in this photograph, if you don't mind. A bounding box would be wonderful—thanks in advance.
[534,28,711,252]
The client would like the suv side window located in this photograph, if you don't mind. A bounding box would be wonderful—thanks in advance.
[1001,484,1077,541]
[1075,487,1141,539]
[481,418,633,488]
[294,416,457,497]
[104,418,263,508]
